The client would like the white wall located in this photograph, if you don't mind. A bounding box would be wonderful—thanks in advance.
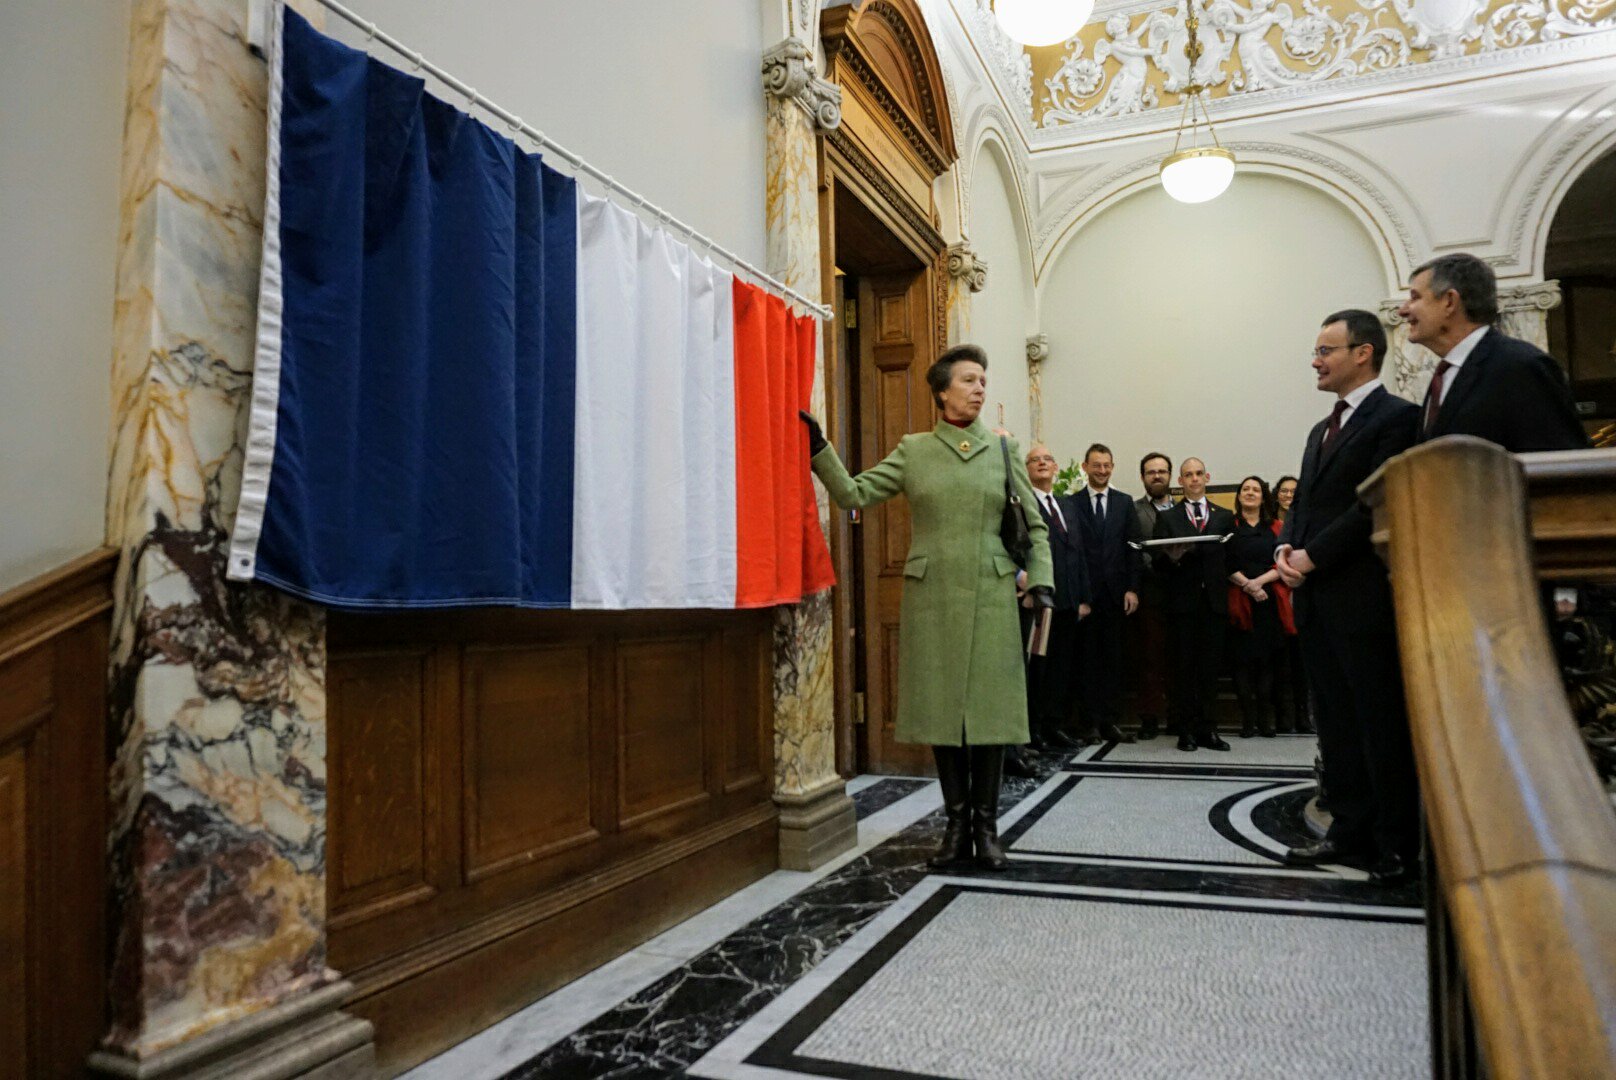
[1037,174,1386,489]
[330,0,769,265]
[968,144,1033,443]
[0,0,128,591]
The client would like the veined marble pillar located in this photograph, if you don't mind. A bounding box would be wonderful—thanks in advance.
[1379,281,1562,404]
[943,242,988,345]
[94,1,371,1076]
[761,37,856,871]
[1026,334,1049,444]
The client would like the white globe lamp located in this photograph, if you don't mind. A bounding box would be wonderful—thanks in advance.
[1159,146,1235,204]
[994,0,1096,46]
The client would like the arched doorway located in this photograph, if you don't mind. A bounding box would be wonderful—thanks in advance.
[818,0,957,775]
[1545,146,1616,438]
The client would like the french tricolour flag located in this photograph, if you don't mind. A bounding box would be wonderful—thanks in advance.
[227,6,834,610]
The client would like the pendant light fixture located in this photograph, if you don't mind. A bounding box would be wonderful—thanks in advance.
[1159,0,1235,204]
[995,0,1095,46]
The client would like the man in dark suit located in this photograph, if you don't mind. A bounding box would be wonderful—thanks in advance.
[1132,452,1176,740]
[1401,253,1588,452]
[1276,309,1421,884]
[1153,458,1236,751]
[1022,444,1092,754]
[1071,443,1142,745]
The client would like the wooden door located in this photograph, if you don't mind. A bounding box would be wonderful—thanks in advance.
[857,270,937,774]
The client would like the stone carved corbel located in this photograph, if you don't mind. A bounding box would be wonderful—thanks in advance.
[945,243,989,293]
[763,37,843,133]
[1497,280,1561,352]
[1027,333,1049,442]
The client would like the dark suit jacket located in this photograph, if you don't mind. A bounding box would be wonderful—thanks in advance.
[1032,491,1091,612]
[1419,328,1588,452]
[1133,496,1172,602]
[1152,500,1235,615]
[1072,486,1142,608]
[1280,384,1419,632]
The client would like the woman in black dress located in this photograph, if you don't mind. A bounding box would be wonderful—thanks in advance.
[1269,474,1310,733]
[1225,476,1294,737]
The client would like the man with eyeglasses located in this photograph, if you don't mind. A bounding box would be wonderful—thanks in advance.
[1276,309,1421,884]
[1020,445,1092,761]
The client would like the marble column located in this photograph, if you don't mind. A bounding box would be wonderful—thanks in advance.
[93,1,371,1076]
[943,242,988,345]
[1026,333,1050,444]
[761,36,856,871]
[1380,281,1563,404]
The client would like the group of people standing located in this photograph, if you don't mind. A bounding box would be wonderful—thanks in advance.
[1015,442,1313,779]
[802,251,1588,878]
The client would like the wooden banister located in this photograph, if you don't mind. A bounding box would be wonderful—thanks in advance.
[1361,437,1616,1080]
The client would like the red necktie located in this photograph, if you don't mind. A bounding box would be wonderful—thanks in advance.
[1423,360,1453,435]
[1321,399,1349,452]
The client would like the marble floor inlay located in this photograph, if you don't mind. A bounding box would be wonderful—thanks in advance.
[400,739,1423,1080]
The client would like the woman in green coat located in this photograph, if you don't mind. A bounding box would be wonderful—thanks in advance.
[800,344,1054,869]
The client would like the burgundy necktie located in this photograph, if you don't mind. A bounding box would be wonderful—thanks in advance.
[1321,399,1349,452]
[1045,495,1065,534]
[1423,360,1453,435]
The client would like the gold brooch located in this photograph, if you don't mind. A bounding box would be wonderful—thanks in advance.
[959,439,971,452]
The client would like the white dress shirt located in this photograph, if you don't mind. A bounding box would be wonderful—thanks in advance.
[1432,326,1489,406]
[1085,485,1110,520]
[1334,376,1384,429]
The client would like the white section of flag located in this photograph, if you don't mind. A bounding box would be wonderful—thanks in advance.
[571,193,738,609]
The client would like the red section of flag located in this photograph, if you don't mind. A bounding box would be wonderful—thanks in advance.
[732,278,836,607]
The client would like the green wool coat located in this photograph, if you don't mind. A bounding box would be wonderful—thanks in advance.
[812,418,1054,747]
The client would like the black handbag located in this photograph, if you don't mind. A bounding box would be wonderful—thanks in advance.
[998,435,1033,568]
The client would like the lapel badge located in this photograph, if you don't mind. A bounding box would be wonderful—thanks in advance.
[959,439,971,452]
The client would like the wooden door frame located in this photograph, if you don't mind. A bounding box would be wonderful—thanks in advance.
[817,0,958,774]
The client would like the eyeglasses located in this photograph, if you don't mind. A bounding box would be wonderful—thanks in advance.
[1310,343,1361,361]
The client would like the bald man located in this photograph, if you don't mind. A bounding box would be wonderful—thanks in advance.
[1152,457,1236,751]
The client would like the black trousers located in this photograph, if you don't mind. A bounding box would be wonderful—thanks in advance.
[1025,609,1079,733]
[1298,607,1419,861]
[1166,602,1225,738]
[1078,603,1127,730]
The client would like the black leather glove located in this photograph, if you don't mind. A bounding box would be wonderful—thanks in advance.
[1029,585,1056,609]
[798,410,827,456]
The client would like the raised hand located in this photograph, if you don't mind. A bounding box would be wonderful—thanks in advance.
[798,410,827,456]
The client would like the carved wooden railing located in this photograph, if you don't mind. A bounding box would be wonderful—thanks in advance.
[1361,438,1616,1080]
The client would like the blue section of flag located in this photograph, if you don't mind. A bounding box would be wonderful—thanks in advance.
[255,9,577,608]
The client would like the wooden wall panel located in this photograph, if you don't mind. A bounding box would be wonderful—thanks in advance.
[464,644,596,879]
[617,638,709,827]
[326,608,777,1075]
[0,549,114,1080]
[328,650,435,925]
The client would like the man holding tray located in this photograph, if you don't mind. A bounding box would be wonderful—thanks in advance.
[1152,458,1236,751]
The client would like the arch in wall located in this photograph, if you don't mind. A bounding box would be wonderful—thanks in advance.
[958,99,1035,248]
[1032,144,1413,295]
[1516,82,1616,281]
[970,133,1038,327]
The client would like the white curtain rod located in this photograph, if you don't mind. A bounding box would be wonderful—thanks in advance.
[294,0,834,321]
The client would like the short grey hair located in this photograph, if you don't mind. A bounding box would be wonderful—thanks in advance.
[1413,253,1498,326]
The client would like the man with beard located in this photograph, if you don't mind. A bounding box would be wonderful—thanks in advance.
[1132,452,1175,739]
[1021,444,1092,758]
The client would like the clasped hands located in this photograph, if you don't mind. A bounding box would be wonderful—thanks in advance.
[1273,544,1315,588]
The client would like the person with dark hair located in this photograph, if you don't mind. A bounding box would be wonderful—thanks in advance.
[1276,309,1420,883]
[1225,476,1293,738]
[1132,452,1175,739]
[1268,473,1309,735]
[1400,252,1588,452]
[1154,457,1236,751]
[1273,475,1298,522]
[1072,442,1143,744]
[800,343,1054,871]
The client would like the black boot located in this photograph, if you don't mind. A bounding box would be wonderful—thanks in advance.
[969,746,1010,870]
[1005,745,1038,778]
[929,746,972,869]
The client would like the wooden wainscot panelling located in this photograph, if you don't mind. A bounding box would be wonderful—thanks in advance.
[0,548,116,1080]
[326,608,777,1075]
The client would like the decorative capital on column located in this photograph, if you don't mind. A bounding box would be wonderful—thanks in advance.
[1376,298,1406,328]
[1498,280,1562,314]
[763,37,842,133]
[1026,333,1050,366]
[945,243,988,293]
